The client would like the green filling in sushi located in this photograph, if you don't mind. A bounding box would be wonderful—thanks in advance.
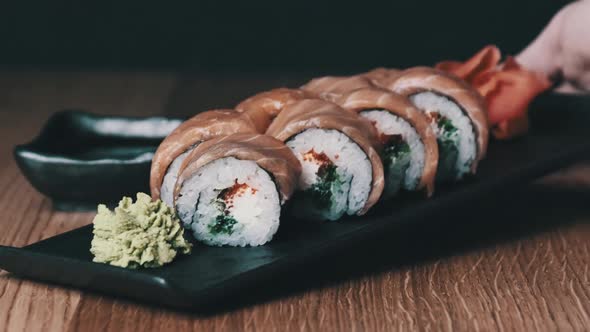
[209,213,238,235]
[382,135,412,198]
[435,116,460,182]
[306,163,345,211]
[208,183,245,235]
[410,91,477,181]
[177,157,281,247]
[286,129,372,221]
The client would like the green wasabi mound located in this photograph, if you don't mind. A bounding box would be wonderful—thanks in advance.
[90,192,192,269]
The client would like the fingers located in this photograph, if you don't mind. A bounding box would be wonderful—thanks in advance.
[515,5,566,80]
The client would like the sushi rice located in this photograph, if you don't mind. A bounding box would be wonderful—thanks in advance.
[409,91,476,181]
[160,147,196,208]
[286,128,372,221]
[360,110,425,197]
[175,157,281,247]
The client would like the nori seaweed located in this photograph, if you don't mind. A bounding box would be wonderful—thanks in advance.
[435,116,460,182]
[382,139,412,198]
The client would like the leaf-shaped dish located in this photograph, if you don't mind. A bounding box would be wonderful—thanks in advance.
[13,111,183,210]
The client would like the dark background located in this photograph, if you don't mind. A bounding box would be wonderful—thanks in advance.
[0,1,572,74]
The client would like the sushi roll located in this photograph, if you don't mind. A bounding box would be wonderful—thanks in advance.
[235,88,313,133]
[334,88,439,197]
[266,99,384,221]
[150,110,257,207]
[173,134,301,247]
[301,75,375,103]
[361,67,402,86]
[378,67,489,181]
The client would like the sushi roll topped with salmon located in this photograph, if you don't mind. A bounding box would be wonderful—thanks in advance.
[334,88,439,197]
[377,67,489,181]
[150,110,257,206]
[235,88,313,133]
[361,67,402,86]
[301,75,375,103]
[173,133,301,247]
[267,98,384,221]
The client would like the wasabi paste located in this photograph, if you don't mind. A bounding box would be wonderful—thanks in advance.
[90,193,192,269]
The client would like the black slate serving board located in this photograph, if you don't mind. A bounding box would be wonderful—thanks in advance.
[1,94,590,310]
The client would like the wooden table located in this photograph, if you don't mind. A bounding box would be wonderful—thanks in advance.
[0,70,589,332]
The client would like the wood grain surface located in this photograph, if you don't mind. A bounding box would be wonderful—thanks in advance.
[0,71,589,332]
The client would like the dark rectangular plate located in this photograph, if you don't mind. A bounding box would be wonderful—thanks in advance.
[1,94,590,311]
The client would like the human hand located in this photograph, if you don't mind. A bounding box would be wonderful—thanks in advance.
[517,0,590,93]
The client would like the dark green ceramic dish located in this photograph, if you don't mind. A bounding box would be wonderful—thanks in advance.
[13,111,183,210]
